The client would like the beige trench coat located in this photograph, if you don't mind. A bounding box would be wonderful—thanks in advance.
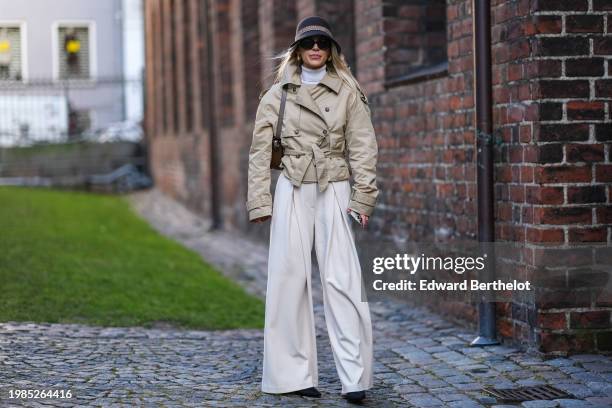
[246,62,378,222]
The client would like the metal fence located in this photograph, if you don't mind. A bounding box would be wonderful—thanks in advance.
[0,76,144,147]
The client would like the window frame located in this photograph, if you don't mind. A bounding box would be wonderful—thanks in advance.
[52,20,97,82]
[384,61,449,89]
[0,20,28,82]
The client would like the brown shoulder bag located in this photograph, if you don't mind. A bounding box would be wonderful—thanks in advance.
[270,85,288,170]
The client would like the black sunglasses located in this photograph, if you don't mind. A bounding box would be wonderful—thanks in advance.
[298,37,331,50]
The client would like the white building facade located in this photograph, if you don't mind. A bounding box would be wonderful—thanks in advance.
[0,0,144,146]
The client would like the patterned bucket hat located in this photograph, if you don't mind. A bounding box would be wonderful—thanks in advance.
[290,16,341,54]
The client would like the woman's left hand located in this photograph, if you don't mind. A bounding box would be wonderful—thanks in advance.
[361,214,369,228]
[347,208,369,228]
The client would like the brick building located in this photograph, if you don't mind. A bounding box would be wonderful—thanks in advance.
[143,0,612,354]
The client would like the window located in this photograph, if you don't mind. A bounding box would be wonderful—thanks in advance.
[384,0,448,87]
[57,24,92,80]
[0,25,24,81]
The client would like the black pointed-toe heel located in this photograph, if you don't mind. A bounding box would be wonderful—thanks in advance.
[341,390,366,403]
[290,386,321,397]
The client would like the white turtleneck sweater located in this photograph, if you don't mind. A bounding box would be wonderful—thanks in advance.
[301,64,326,85]
[299,64,327,183]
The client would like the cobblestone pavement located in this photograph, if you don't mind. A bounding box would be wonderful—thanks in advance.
[1,189,611,407]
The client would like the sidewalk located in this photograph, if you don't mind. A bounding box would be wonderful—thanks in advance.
[0,188,610,407]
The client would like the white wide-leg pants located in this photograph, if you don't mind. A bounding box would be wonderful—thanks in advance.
[261,172,374,395]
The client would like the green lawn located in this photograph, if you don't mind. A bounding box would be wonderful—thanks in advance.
[0,186,264,330]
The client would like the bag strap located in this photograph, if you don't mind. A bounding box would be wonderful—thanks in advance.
[274,85,288,143]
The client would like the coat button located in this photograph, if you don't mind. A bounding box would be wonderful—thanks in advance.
[325,107,330,112]
[294,129,299,134]
[323,129,328,135]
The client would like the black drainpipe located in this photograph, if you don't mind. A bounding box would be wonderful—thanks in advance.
[205,0,223,230]
[470,0,499,347]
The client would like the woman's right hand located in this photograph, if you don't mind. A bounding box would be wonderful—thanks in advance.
[251,215,271,223]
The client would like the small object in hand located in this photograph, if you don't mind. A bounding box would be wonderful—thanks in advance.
[348,209,364,227]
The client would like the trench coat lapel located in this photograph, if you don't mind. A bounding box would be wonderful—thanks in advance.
[296,85,327,125]
[281,62,342,128]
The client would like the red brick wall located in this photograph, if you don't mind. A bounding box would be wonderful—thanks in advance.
[503,0,611,354]
[241,0,261,120]
[143,0,612,354]
[144,0,212,216]
[354,0,481,330]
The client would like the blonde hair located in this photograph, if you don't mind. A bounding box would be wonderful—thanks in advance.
[269,42,362,94]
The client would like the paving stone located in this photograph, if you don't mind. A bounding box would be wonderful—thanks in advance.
[554,399,596,407]
[444,374,473,384]
[435,392,474,402]
[538,371,570,381]
[554,383,597,399]
[447,400,485,408]
[516,378,548,387]
[571,372,606,383]
[392,383,426,394]
[560,366,586,375]
[569,355,603,363]
[586,380,612,394]
[600,373,612,382]
[581,362,612,373]
[585,396,612,407]
[458,364,490,373]
[474,394,498,404]
[455,382,485,391]
[398,350,437,365]
[419,379,449,389]
[423,346,450,354]
[402,393,445,406]
[547,359,575,367]
[521,400,560,407]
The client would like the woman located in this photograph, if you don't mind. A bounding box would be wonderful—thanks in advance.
[246,16,378,403]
